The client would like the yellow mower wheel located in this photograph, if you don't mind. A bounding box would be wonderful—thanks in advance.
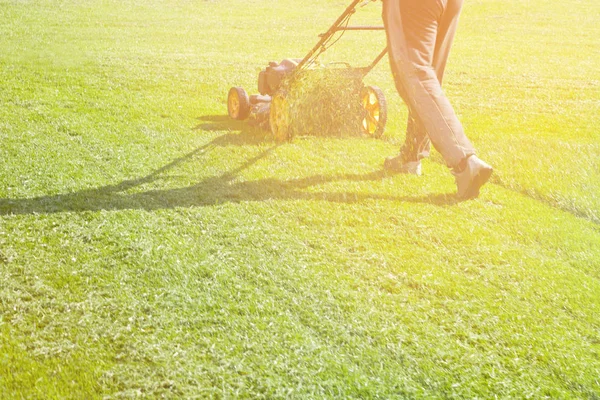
[360,85,387,138]
[228,87,250,120]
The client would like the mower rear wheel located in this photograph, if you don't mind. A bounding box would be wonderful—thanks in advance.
[270,90,291,142]
[360,85,387,138]
[228,87,250,120]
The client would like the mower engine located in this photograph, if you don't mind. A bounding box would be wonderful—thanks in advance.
[257,59,301,96]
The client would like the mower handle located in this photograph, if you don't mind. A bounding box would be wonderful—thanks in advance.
[296,0,365,71]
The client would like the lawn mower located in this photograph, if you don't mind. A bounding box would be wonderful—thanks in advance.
[226,0,389,141]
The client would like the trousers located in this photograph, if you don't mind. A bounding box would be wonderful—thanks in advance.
[382,0,475,168]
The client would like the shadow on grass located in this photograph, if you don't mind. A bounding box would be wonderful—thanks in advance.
[0,131,459,216]
[193,115,271,144]
[194,115,247,133]
[488,175,600,226]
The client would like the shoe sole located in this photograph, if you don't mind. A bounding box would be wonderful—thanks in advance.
[463,166,493,199]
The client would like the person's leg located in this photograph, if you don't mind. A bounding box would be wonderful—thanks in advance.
[398,0,464,164]
[385,0,437,173]
[399,0,464,164]
[398,115,430,163]
[382,0,475,169]
[432,0,463,84]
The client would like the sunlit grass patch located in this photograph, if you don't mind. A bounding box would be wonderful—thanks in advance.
[1,0,599,398]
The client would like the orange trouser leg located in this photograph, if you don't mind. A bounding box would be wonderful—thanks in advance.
[383,0,474,167]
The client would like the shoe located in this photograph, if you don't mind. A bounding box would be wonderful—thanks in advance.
[384,155,422,176]
[453,155,493,200]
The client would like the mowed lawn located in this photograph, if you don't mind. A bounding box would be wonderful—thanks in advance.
[1,0,599,398]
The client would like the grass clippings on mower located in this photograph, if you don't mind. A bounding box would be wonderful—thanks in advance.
[285,68,364,138]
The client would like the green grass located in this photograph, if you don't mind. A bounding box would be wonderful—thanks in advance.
[1,0,599,398]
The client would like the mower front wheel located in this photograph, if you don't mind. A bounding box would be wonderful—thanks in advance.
[269,90,291,142]
[360,85,387,138]
[227,87,250,120]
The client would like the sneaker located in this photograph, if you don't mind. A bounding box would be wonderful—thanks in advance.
[384,155,422,176]
[453,155,493,200]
